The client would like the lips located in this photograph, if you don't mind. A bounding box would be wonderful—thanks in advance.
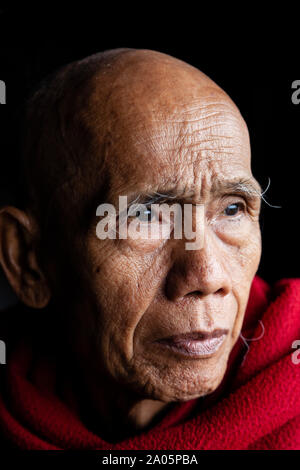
[164,329,228,342]
[154,329,228,358]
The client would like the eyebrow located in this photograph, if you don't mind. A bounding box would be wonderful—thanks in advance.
[126,178,262,206]
[211,178,262,199]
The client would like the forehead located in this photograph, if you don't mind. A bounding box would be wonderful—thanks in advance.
[93,93,251,203]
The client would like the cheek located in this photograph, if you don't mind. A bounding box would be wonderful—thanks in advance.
[230,228,262,339]
[235,225,262,276]
[206,220,261,337]
[83,240,170,376]
[214,214,261,271]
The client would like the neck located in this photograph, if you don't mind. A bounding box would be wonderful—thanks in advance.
[59,356,173,443]
[33,305,174,441]
[81,373,172,442]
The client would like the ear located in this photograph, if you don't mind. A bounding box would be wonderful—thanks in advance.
[0,206,51,308]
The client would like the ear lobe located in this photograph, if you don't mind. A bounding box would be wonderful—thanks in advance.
[0,206,51,308]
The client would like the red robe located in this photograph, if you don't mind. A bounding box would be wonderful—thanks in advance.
[0,276,299,450]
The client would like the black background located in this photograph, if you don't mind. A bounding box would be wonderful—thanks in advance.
[0,6,299,308]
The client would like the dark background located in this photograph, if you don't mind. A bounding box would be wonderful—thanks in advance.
[0,6,299,309]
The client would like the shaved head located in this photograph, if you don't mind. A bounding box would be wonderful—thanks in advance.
[22,48,248,226]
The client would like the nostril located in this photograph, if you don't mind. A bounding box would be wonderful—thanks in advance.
[186,288,227,298]
[216,287,226,296]
[186,290,203,298]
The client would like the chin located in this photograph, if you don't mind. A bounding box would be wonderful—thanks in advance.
[169,373,226,402]
[134,364,228,403]
[124,341,231,403]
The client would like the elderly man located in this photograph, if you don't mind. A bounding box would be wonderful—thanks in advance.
[0,48,299,450]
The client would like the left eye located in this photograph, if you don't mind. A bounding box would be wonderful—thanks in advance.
[136,208,152,222]
[136,206,159,222]
[223,203,243,216]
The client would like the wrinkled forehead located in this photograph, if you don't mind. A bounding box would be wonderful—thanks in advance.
[87,90,251,204]
[53,57,252,218]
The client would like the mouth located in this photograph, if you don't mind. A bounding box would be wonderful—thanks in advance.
[153,329,229,358]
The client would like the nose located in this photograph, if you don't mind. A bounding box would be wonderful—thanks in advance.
[165,228,232,301]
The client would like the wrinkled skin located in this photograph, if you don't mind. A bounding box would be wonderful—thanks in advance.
[0,49,262,441]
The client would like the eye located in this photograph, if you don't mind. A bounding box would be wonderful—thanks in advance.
[128,204,159,223]
[223,202,244,217]
[136,207,156,222]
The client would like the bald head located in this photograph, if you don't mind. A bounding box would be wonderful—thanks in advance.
[22,48,249,226]
[1,48,262,413]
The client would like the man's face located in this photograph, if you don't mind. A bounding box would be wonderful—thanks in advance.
[52,72,262,403]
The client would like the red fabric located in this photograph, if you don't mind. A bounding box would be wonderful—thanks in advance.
[0,275,300,450]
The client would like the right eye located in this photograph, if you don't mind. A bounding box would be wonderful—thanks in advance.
[136,208,151,222]
[128,204,160,223]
